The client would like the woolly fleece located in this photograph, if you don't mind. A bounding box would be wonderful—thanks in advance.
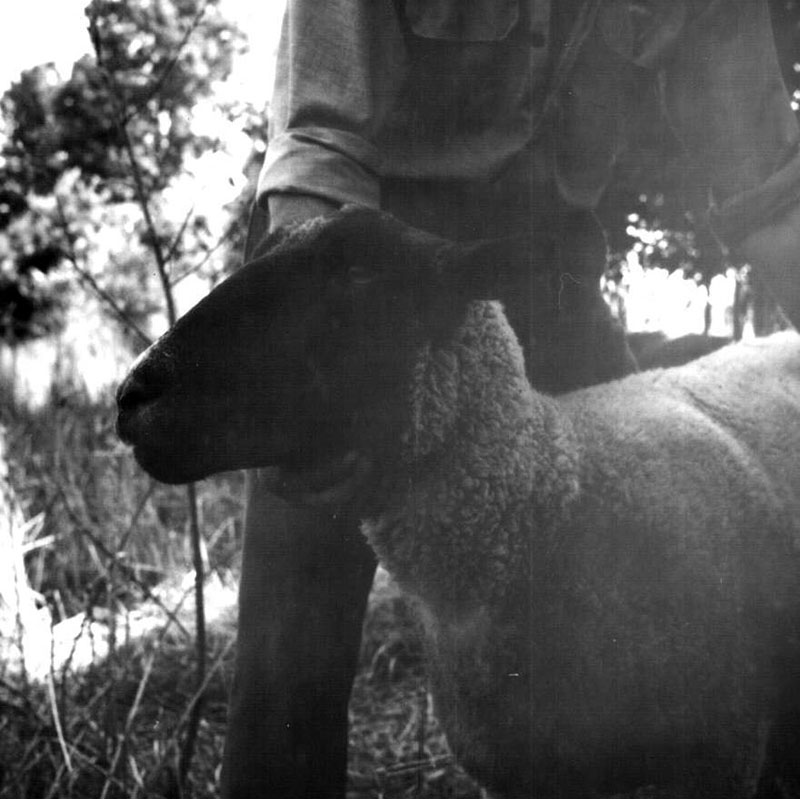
[362,303,800,798]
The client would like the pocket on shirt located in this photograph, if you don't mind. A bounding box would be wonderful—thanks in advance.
[404,0,519,42]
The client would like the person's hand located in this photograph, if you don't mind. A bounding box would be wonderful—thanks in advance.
[268,193,340,232]
[253,451,374,507]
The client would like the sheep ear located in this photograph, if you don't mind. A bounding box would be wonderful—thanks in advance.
[436,235,541,300]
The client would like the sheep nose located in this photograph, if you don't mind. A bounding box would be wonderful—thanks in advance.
[116,371,158,413]
[116,349,173,414]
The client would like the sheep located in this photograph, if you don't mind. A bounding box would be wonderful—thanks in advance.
[116,207,800,798]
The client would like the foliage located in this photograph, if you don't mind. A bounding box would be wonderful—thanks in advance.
[0,388,243,798]
[2,390,241,619]
[0,0,249,345]
[3,0,242,200]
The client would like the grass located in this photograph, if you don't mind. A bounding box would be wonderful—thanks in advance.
[0,388,487,798]
[0,386,240,798]
[3,387,244,622]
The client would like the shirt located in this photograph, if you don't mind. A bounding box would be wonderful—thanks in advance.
[260,0,800,243]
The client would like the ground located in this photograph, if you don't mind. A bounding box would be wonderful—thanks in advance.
[0,566,487,799]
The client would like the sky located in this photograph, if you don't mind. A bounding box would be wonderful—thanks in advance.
[0,0,284,101]
[0,0,91,92]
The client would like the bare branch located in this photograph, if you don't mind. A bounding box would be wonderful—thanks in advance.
[87,7,212,790]
[123,3,209,128]
[163,203,196,268]
[55,483,192,641]
[88,12,175,324]
[169,216,237,287]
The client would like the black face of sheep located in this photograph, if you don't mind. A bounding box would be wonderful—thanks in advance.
[116,208,519,490]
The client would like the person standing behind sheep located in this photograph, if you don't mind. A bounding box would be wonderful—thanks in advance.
[223,3,800,797]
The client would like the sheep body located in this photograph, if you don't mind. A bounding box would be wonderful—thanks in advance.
[362,302,800,797]
[117,210,800,798]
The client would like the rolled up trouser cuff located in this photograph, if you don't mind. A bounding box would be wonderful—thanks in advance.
[709,142,800,246]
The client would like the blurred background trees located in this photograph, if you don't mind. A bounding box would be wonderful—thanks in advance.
[0,0,267,378]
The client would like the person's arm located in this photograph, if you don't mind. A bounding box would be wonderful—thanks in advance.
[733,197,800,320]
[267,194,340,230]
[662,0,800,325]
[259,0,406,224]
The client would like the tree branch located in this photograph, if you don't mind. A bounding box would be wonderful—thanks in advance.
[87,8,210,789]
[124,3,209,129]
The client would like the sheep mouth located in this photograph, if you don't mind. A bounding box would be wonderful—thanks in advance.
[273,450,373,505]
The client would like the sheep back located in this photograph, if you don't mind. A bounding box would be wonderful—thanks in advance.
[527,332,800,797]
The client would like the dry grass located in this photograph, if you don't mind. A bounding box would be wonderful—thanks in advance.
[0,575,484,799]
[0,388,240,798]
[0,389,488,798]
[349,571,487,799]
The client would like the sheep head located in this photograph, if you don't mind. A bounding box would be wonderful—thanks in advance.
[116,207,530,493]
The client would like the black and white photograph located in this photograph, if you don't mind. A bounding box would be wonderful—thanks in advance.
[1,2,800,797]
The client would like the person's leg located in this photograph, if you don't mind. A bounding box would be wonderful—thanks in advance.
[550,209,638,390]
[221,470,376,798]
[502,208,637,394]
[221,204,377,798]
